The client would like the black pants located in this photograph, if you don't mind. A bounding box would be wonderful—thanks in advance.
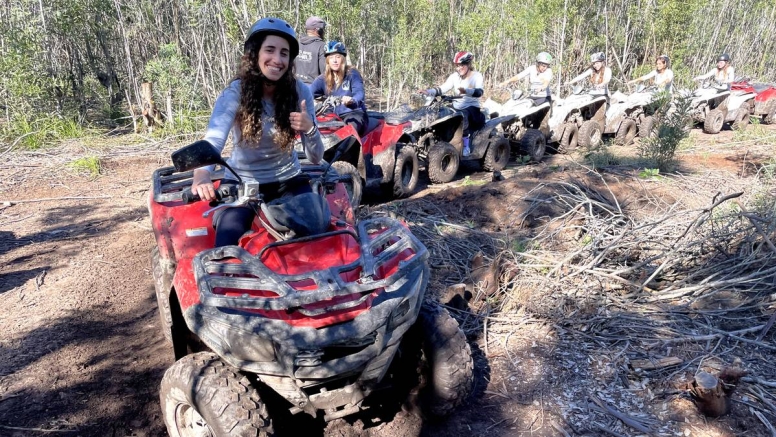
[213,173,312,247]
[459,106,486,136]
[342,110,368,136]
[531,96,550,106]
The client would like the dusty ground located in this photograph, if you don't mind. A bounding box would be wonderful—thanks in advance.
[1,125,776,436]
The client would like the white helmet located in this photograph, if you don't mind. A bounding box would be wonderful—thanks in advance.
[536,52,553,64]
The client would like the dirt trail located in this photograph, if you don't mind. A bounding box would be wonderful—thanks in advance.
[0,127,775,436]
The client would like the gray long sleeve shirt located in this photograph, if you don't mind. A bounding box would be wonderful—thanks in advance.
[203,79,323,183]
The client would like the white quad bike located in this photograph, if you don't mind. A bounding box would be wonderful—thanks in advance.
[548,85,608,153]
[604,85,663,146]
[483,88,551,162]
[684,80,755,134]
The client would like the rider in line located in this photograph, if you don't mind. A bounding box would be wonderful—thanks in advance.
[566,52,612,97]
[295,16,327,84]
[693,54,735,90]
[419,51,485,156]
[190,17,323,247]
[309,41,368,135]
[498,52,554,105]
[627,54,674,92]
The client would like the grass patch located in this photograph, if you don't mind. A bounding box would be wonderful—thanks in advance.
[732,120,776,145]
[461,175,488,186]
[2,115,91,150]
[585,145,621,169]
[67,156,102,178]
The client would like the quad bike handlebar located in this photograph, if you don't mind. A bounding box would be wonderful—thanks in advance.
[315,95,345,116]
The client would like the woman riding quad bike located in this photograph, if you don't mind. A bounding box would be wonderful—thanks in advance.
[419,51,486,157]
[486,52,555,161]
[548,52,611,151]
[151,18,475,436]
[309,41,369,136]
[190,17,323,247]
[688,54,754,133]
[415,51,511,179]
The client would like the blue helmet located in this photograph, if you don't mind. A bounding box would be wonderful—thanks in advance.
[325,41,347,57]
[245,17,299,59]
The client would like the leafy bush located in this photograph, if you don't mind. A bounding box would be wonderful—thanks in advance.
[637,93,692,171]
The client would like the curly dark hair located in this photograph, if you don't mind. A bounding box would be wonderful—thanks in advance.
[236,34,299,152]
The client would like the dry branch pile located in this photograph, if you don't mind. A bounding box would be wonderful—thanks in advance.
[364,169,776,435]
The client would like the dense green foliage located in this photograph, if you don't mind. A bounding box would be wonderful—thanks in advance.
[1,0,775,145]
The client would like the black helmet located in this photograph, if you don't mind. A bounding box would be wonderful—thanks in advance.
[245,17,299,59]
[718,53,731,62]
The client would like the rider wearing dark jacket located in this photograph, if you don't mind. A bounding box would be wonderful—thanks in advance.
[295,16,326,84]
[309,41,369,135]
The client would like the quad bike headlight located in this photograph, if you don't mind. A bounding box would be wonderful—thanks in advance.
[387,298,412,331]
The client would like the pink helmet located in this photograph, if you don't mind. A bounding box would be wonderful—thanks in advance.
[453,51,474,65]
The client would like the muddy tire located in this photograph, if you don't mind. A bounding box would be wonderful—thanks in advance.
[639,115,656,138]
[732,101,752,131]
[417,303,474,416]
[556,123,578,154]
[331,161,363,209]
[388,146,419,198]
[578,120,602,148]
[703,109,725,134]
[482,136,510,172]
[765,106,776,125]
[519,129,546,162]
[160,352,272,437]
[427,141,459,184]
[614,119,637,146]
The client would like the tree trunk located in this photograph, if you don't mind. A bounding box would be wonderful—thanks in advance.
[691,371,729,417]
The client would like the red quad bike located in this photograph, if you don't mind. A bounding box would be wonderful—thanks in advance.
[148,140,474,436]
[732,79,776,124]
[295,95,422,203]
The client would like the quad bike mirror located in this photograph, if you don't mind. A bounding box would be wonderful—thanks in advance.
[636,84,646,93]
[172,140,225,172]
[572,85,584,95]
[511,89,524,100]
[171,140,243,183]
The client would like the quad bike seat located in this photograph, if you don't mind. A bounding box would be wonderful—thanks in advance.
[261,192,331,237]
[363,117,381,135]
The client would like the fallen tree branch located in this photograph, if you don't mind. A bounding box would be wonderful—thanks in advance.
[1,196,112,205]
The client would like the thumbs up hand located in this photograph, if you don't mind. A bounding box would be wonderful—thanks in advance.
[291,99,314,133]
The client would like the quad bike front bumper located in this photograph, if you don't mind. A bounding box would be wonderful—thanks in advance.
[182,216,429,419]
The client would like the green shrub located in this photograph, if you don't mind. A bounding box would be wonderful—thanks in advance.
[637,94,692,171]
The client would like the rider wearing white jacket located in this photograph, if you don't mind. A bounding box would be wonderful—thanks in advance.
[567,52,612,97]
[420,51,486,155]
[693,54,735,90]
[628,54,674,92]
[499,52,554,105]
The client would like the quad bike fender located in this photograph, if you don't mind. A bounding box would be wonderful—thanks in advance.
[322,135,365,180]
[151,247,177,344]
[471,115,512,149]
[369,142,398,184]
[754,98,776,116]
[426,112,464,147]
